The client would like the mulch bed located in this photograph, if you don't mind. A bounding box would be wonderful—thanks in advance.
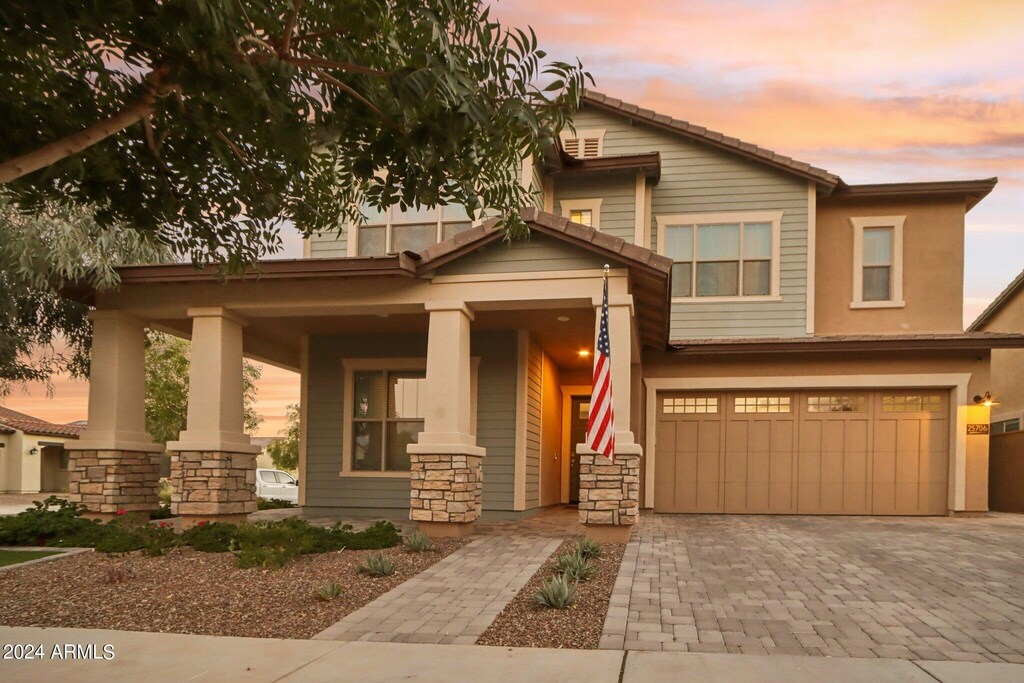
[0,539,465,639]
[476,539,625,649]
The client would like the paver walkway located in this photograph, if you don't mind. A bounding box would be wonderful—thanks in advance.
[602,513,1024,663]
[315,534,562,644]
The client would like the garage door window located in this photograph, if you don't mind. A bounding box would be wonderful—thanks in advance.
[664,397,718,414]
[807,396,866,413]
[734,396,791,413]
[881,395,942,412]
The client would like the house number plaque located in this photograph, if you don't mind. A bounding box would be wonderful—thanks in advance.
[966,424,990,435]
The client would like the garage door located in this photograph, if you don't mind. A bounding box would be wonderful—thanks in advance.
[655,391,949,515]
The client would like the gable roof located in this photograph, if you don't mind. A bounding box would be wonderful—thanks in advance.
[581,90,841,189]
[415,207,673,347]
[0,406,84,439]
[829,178,998,212]
[968,268,1024,331]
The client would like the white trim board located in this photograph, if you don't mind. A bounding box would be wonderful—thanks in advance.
[642,373,972,512]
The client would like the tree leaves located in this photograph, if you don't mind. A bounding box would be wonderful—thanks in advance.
[0,1,590,265]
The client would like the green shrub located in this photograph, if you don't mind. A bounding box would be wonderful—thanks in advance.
[333,521,401,550]
[257,497,296,510]
[157,479,173,506]
[534,574,577,609]
[0,496,99,546]
[359,552,395,576]
[150,504,174,520]
[315,581,344,601]
[181,522,237,553]
[403,531,432,552]
[576,538,602,559]
[555,550,596,582]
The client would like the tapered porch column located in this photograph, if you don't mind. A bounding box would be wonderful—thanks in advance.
[408,301,485,537]
[167,307,260,525]
[68,311,163,518]
[576,294,642,543]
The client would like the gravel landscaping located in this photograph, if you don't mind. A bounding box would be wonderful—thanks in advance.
[476,539,625,649]
[0,540,465,639]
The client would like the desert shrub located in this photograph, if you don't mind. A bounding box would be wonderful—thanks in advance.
[104,566,135,584]
[94,531,146,554]
[315,581,344,601]
[150,504,174,520]
[257,497,296,510]
[403,531,432,552]
[359,552,395,576]
[576,538,602,560]
[555,550,596,582]
[0,496,99,546]
[157,479,173,506]
[181,522,237,553]
[534,574,577,609]
[333,521,401,550]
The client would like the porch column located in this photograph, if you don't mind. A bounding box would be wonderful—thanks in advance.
[167,307,260,526]
[408,301,485,537]
[68,311,162,518]
[576,294,642,543]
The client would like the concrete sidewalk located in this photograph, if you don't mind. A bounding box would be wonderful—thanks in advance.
[2,627,1022,683]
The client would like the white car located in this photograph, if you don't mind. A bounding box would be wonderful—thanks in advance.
[256,468,299,503]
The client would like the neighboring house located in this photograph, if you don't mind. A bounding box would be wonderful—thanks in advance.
[968,269,1024,511]
[0,407,85,494]
[251,436,281,470]
[65,90,1024,530]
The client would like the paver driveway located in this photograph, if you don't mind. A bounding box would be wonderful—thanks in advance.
[602,513,1024,663]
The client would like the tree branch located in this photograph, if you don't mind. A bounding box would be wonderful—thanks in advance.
[278,0,303,57]
[306,69,393,125]
[292,27,350,44]
[0,69,175,184]
[282,55,387,77]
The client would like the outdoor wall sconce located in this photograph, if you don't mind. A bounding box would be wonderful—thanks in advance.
[29,447,39,455]
[973,392,1000,407]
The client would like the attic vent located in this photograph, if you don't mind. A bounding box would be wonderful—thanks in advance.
[560,128,605,159]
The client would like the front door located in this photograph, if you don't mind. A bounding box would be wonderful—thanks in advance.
[569,396,590,503]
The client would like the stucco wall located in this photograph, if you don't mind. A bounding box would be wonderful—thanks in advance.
[974,284,1024,425]
[815,197,966,335]
[0,432,76,493]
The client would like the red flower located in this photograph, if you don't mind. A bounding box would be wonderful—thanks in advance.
[116,509,127,516]
[158,522,170,528]
[196,520,209,526]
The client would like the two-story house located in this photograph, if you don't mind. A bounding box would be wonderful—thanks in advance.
[64,91,1024,536]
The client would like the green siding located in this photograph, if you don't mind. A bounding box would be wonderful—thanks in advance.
[569,107,810,339]
[435,232,609,276]
[304,330,518,512]
[554,175,636,243]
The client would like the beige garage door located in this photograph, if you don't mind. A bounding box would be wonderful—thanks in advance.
[655,391,949,515]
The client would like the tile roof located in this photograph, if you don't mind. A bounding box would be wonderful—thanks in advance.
[0,406,85,438]
[581,90,841,188]
[669,332,1024,355]
[968,269,1024,332]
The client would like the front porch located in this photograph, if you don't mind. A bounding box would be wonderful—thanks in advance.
[66,210,672,539]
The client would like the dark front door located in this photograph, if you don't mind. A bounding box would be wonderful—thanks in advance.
[569,396,590,503]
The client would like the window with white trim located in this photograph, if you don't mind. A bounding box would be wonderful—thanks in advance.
[880,394,941,413]
[992,418,1021,434]
[851,216,905,308]
[356,203,476,257]
[657,212,782,299]
[807,395,866,413]
[663,397,718,414]
[560,198,603,230]
[350,370,426,472]
[734,396,791,413]
[560,129,605,158]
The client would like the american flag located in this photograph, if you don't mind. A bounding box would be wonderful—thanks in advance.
[586,269,615,460]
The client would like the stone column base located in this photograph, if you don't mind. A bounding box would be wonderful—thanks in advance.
[170,450,258,522]
[583,523,633,543]
[577,449,641,528]
[66,449,162,515]
[409,451,483,528]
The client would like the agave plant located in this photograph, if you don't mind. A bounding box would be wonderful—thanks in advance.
[359,552,396,577]
[534,574,577,609]
[576,538,603,560]
[314,581,344,601]
[555,550,596,582]
[403,531,432,552]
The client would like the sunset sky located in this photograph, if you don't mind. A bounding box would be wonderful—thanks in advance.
[5,0,1023,436]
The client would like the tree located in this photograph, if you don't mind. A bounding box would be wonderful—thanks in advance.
[0,198,164,395]
[144,332,263,444]
[0,1,590,267]
[267,403,300,472]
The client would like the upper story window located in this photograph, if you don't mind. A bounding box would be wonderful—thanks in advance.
[356,203,475,257]
[560,198,603,230]
[560,128,606,159]
[657,211,782,300]
[851,216,905,308]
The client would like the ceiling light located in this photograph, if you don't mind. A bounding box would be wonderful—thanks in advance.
[557,316,570,322]
[578,349,591,358]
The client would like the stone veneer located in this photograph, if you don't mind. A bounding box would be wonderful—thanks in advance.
[409,453,483,523]
[170,450,258,518]
[578,452,640,526]
[66,449,162,514]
